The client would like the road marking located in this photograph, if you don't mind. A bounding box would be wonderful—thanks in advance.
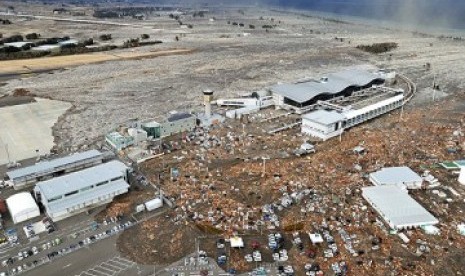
[64,263,72,268]
[101,262,121,271]
[94,266,114,276]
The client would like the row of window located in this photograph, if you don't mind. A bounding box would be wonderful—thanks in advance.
[63,190,124,213]
[345,100,403,127]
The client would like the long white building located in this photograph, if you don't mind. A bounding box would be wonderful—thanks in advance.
[34,160,130,222]
[302,94,404,141]
[7,150,103,190]
[362,186,438,230]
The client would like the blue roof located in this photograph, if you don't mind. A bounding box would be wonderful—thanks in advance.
[7,150,103,181]
[167,113,193,122]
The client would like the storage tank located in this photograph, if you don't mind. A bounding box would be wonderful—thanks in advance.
[144,198,163,211]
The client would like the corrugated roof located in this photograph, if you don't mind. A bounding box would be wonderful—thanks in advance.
[7,150,103,180]
[46,179,129,213]
[370,167,422,185]
[167,112,193,122]
[271,69,384,104]
[362,186,438,228]
[302,109,345,125]
[36,160,128,200]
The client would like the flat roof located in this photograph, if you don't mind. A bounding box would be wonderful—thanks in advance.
[36,160,127,200]
[7,150,103,180]
[4,41,33,48]
[370,166,422,185]
[167,112,193,122]
[362,186,438,228]
[46,179,129,213]
[302,109,345,125]
[344,94,404,119]
[271,69,385,104]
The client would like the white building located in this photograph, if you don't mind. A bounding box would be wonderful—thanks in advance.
[369,167,423,189]
[34,160,130,222]
[362,185,438,230]
[301,94,404,141]
[7,150,104,190]
[301,110,346,140]
[6,193,41,224]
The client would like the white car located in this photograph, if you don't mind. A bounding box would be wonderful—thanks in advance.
[32,246,39,255]
[245,254,253,262]
[253,251,262,262]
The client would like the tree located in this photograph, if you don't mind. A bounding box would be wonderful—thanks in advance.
[25,33,40,40]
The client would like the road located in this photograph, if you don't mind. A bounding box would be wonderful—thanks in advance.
[20,234,159,276]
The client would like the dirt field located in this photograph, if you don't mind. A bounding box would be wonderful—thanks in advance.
[0,49,194,74]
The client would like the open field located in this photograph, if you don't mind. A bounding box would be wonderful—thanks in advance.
[0,49,194,75]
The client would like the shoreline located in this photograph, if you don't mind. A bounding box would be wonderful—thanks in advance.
[271,7,465,37]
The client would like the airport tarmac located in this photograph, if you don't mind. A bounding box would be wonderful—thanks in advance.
[0,97,71,165]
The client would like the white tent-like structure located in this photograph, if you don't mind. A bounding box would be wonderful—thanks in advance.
[6,193,40,224]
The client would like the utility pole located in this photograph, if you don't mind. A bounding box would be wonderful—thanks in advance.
[261,157,269,177]
[5,144,11,164]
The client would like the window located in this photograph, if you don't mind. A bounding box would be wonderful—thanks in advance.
[64,190,78,197]
[48,195,62,203]
[96,181,108,187]
[81,185,93,192]
[110,176,123,182]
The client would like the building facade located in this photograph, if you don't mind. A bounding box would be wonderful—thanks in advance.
[302,94,404,141]
[34,161,130,222]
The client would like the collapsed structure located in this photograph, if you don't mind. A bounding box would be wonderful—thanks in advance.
[6,150,104,190]
[34,160,130,222]
[362,185,438,230]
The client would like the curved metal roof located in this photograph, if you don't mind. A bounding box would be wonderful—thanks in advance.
[270,69,385,104]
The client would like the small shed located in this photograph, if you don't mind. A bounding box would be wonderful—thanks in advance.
[6,193,40,224]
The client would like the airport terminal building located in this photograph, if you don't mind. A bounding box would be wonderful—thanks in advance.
[270,69,389,113]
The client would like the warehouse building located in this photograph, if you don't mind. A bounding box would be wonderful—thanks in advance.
[302,93,404,141]
[362,186,438,230]
[270,69,388,113]
[6,192,41,224]
[6,150,104,190]
[34,160,130,222]
[141,112,196,140]
[369,167,423,189]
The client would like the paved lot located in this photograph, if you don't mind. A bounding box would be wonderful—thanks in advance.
[0,98,71,165]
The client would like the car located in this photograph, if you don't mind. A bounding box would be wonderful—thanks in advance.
[78,241,84,247]
[0,271,6,276]
[1,260,7,267]
[22,251,29,258]
[17,252,23,261]
[17,265,22,272]
[32,246,39,255]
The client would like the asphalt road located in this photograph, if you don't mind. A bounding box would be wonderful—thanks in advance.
[20,234,159,276]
